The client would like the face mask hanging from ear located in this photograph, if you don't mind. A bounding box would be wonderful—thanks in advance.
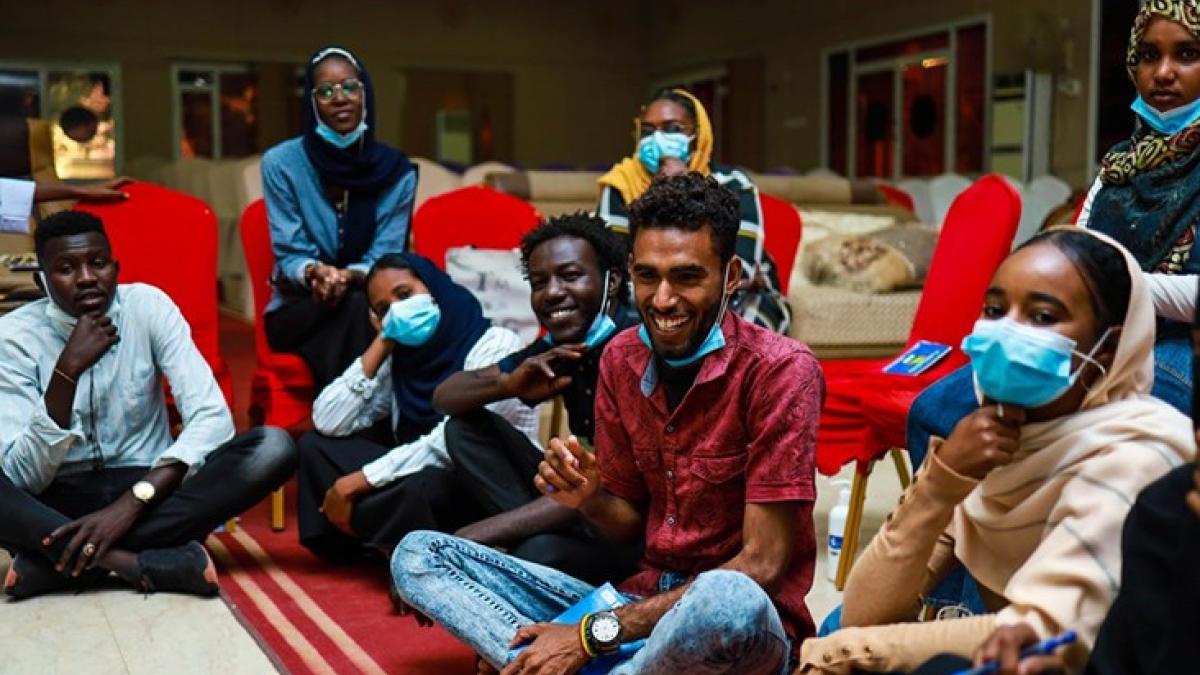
[40,271,121,332]
[543,270,618,350]
[1130,95,1200,135]
[961,317,1113,408]
[638,261,733,368]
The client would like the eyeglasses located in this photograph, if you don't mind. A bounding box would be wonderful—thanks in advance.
[313,78,363,103]
[638,122,693,138]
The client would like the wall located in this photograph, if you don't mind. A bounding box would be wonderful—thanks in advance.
[647,0,1095,187]
[0,0,647,168]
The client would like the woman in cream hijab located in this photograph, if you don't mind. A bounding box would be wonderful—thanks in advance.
[797,228,1194,674]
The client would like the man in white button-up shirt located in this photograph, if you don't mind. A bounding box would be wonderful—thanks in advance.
[0,212,296,600]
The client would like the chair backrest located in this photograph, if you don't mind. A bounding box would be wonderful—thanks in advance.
[895,178,935,224]
[238,199,278,364]
[1013,175,1072,248]
[758,192,803,296]
[876,182,916,215]
[928,173,973,227]
[410,185,541,270]
[74,181,230,404]
[908,174,1021,370]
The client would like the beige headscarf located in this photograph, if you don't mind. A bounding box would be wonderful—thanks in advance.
[949,228,1195,649]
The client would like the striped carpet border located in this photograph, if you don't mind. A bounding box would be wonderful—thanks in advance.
[208,535,339,675]
[211,528,389,675]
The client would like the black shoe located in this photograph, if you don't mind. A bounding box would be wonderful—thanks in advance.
[136,541,219,597]
[4,554,73,600]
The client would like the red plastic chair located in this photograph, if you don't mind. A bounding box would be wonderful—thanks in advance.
[240,200,316,432]
[758,193,803,296]
[74,181,233,408]
[241,199,316,531]
[820,175,1022,588]
[411,185,541,269]
[876,182,916,215]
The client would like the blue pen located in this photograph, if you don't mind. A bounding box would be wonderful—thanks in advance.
[953,631,1077,675]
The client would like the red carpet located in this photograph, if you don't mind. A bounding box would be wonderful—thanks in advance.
[213,313,476,674]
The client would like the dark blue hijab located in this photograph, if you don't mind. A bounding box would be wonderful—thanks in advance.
[302,46,414,267]
[381,253,492,444]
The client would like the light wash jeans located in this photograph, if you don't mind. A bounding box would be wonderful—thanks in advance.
[392,530,791,674]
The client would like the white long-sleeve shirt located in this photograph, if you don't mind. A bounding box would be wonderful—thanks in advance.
[311,326,538,487]
[0,284,235,493]
[1075,175,1198,322]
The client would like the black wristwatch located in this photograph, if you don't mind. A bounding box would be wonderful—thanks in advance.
[582,610,622,656]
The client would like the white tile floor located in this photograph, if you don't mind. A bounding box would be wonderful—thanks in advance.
[0,546,277,675]
[0,460,906,674]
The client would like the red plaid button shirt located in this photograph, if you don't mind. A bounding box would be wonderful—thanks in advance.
[596,313,824,644]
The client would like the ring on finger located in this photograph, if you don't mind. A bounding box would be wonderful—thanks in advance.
[82,542,97,557]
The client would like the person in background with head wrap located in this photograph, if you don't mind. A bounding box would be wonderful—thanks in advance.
[596,88,792,334]
[261,45,417,391]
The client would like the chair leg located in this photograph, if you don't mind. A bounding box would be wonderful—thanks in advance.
[890,448,912,489]
[834,462,871,591]
[271,487,286,531]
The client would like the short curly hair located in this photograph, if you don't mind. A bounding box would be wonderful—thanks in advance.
[628,172,739,263]
[35,211,108,261]
[519,211,629,302]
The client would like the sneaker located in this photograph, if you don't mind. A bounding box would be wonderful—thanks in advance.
[4,554,72,600]
[136,541,219,597]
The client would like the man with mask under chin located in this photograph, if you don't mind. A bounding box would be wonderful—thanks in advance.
[430,212,642,586]
[393,173,824,675]
[0,211,296,600]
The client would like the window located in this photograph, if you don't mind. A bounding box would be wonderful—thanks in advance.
[824,21,988,179]
[0,63,120,179]
[172,64,259,159]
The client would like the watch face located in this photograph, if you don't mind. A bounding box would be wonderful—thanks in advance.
[591,615,620,644]
[133,481,155,501]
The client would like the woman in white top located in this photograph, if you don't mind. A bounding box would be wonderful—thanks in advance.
[296,252,537,561]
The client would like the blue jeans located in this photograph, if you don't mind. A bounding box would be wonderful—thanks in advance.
[391,531,790,674]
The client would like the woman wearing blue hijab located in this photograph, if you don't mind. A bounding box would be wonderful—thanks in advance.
[295,253,538,562]
[261,45,417,391]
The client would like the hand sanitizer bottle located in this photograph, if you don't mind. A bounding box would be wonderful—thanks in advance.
[827,479,852,581]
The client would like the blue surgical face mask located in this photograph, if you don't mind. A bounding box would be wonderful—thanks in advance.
[961,317,1112,408]
[313,99,369,149]
[637,131,694,174]
[543,270,617,350]
[638,262,732,368]
[1130,94,1200,136]
[382,294,441,347]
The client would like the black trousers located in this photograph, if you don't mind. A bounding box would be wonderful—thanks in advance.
[445,409,642,585]
[0,427,297,563]
[263,288,375,392]
[296,431,482,562]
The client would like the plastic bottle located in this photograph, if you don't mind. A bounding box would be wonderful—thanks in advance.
[826,479,852,582]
